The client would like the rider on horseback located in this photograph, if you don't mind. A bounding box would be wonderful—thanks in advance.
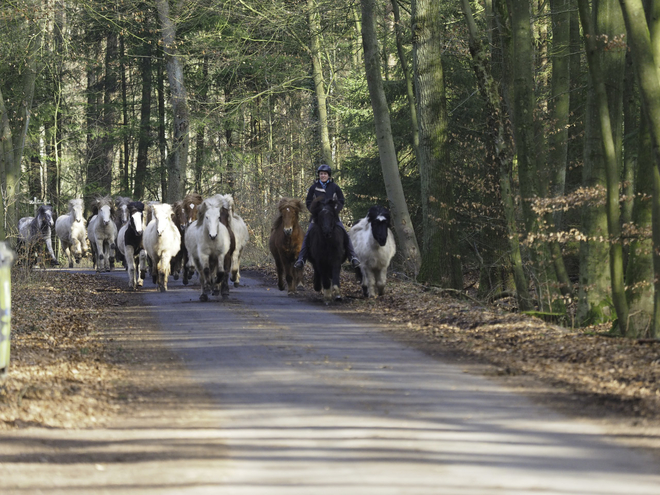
[293,164,361,270]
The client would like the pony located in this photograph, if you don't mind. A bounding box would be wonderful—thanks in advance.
[87,196,117,272]
[205,194,236,296]
[18,204,58,266]
[307,195,347,303]
[229,211,249,287]
[269,198,304,294]
[113,196,132,268]
[143,202,181,292]
[348,205,396,298]
[172,192,203,284]
[116,201,146,290]
[184,197,232,301]
[55,198,88,268]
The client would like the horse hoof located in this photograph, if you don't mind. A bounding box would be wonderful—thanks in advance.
[234,282,240,288]
[335,295,342,301]
[200,293,208,302]
[173,273,179,280]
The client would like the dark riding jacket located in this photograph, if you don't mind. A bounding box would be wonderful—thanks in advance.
[305,179,345,212]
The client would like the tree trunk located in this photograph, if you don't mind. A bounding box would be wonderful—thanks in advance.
[156,0,189,202]
[134,37,152,200]
[361,0,421,275]
[158,59,167,201]
[100,31,118,193]
[307,0,334,168]
[511,0,565,312]
[460,0,534,310]
[392,0,419,157]
[577,0,629,335]
[413,0,463,288]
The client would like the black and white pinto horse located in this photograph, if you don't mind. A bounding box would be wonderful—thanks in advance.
[116,201,146,290]
[307,195,348,303]
[18,205,59,266]
[348,205,396,298]
[88,196,117,272]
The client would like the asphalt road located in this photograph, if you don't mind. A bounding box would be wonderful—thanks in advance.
[2,269,660,494]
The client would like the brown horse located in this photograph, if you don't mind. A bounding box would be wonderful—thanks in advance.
[172,192,203,284]
[269,198,305,294]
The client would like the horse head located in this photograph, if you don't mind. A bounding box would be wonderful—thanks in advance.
[69,199,84,223]
[128,201,145,235]
[198,200,222,240]
[278,198,303,237]
[367,205,391,247]
[312,195,340,239]
[37,205,55,230]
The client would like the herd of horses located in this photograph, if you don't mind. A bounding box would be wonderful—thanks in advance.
[16,194,397,303]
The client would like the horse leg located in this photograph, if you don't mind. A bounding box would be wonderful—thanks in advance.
[375,268,387,297]
[331,263,342,301]
[275,256,286,291]
[159,254,171,291]
[45,236,58,264]
[313,266,321,292]
[125,246,135,290]
[95,239,105,272]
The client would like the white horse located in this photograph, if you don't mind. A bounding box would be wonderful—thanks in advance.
[55,199,88,268]
[185,198,231,301]
[88,196,117,272]
[143,203,181,292]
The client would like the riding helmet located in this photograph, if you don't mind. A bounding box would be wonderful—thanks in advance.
[317,164,332,176]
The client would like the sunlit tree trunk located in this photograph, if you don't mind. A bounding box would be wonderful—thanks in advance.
[361,0,421,275]
[134,37,152,200]
[460,0,534,310]
[157,0,189,202]
[307,0,333,168]
[577,0,629,334]
[413,0,462,288]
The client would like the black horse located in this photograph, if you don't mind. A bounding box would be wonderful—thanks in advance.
[17,205,59,266]
[307,195,348,303]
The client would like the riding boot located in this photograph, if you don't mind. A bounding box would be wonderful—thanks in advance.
[294,223,313,269]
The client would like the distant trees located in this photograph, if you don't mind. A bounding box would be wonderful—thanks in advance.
[4,0,660,337]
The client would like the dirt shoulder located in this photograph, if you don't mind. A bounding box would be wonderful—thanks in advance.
[2,266,660,457]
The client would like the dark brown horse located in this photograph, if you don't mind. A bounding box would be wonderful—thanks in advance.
[172,192,203,284]
[269,198,305,294]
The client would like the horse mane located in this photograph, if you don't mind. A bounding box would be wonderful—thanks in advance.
[68,198,83,212]
[272,197,303,230]
[92,195,114,215]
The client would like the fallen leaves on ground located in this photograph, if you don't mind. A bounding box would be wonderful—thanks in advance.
[0,271,128,429]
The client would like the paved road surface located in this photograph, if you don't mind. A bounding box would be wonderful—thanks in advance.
[2,270,659,494]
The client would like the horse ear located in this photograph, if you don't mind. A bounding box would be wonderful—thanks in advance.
[197,202,208,225]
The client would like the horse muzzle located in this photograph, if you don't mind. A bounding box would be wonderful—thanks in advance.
[283,227,292,236]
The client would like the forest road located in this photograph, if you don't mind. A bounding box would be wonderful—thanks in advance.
[2,269,660,494]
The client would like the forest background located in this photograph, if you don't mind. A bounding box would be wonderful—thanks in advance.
[2,0,660,339]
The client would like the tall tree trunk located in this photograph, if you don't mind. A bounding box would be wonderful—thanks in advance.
[100,31,118,193]
[361,0,421,275]
[307,0,334,168]
[617,0,660,336]
[577,0,629,334]
[120,34,130,195]
[460,0,534,310]
[3,29,40,237]
[413,0,463,288]
[511,0,565,312]
[157,58,167,200]
[134,37,152,200]
[156,0,189,202]
[391,0,419,157]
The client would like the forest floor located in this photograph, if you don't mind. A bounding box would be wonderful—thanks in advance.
[1,263,660,453]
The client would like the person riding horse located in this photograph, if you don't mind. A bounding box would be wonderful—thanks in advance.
[294,164,360,270]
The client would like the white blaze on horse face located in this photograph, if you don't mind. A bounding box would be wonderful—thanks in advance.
[99,205,112,226]
[376,215,386,222]
[73,204,84,223]
[205,206,221,239]
[121,205,129,224]
[132,211,143,234]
